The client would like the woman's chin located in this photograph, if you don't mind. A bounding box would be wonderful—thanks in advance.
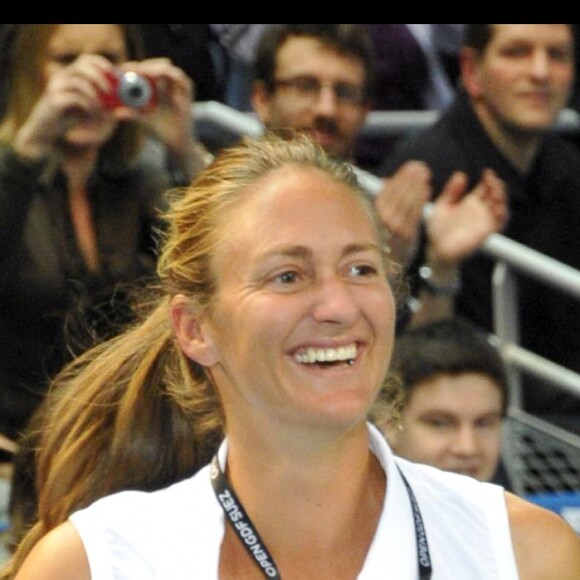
[64,123,116,149]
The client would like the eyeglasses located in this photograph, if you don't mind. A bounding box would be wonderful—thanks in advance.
[272,75,365,107]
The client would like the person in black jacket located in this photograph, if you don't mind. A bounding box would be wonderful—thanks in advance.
[381,24,580,432]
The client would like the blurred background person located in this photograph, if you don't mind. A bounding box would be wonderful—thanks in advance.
[0,23,209,445]
[370,317,512,488]
[0,24,210,559]
[381,24,580,433]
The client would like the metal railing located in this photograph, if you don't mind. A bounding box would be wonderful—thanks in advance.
[358,106,580,137]
[196,101,580,139]
[194,101,580,409]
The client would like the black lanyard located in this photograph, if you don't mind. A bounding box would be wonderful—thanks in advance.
[210,454,432,579]
[397,466,432,580]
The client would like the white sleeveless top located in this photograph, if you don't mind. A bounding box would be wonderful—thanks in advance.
[70,424,519,579]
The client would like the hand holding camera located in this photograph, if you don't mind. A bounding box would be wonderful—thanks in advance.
[14,54,196,166]
[99,70,158,111]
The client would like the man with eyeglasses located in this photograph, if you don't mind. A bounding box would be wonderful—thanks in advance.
[252,25,370,161]
[251,24,508,326]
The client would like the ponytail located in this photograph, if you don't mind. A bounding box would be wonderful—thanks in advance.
[3,296,223,576]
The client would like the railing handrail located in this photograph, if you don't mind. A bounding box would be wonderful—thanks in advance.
[360,107,580,136]
[196,100,263,137]
[196,100,580,137]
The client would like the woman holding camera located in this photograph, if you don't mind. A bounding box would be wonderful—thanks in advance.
[0,23,209,510]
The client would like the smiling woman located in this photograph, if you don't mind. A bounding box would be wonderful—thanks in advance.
[6,134,580,580]
[170,160,396,430]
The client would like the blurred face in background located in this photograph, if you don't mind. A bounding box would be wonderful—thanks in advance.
[252,36,369,160]
[43,24,128,148]
[463,24,574,135]
[386,372,504,482]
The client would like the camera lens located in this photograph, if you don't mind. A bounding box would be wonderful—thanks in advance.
[117,71,153,108]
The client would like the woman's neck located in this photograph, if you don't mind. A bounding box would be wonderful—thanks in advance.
[62,147,101,273]
[61,147,99,192]
[219,423,386,578]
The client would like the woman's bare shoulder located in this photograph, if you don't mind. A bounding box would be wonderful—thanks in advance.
[505,492,580,580]
[14,521,90,580]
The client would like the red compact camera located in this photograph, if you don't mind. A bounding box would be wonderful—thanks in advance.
[100,70,157,110]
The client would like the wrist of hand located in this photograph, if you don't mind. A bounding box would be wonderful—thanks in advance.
[167,141,213,184]
[13,127,52,162]
[418,263,461,296]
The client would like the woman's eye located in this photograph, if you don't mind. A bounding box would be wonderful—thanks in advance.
[274,270,299,285]
[51,54,79,66]
[349,264,377,277]
[262,263,309,292]
[99,51,125,65]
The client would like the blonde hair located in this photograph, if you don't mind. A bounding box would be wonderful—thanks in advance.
[3,133,401,577]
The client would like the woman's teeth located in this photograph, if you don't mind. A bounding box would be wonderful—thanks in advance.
[294,343,357,364]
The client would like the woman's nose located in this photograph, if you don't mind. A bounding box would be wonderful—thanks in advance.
[310,276,359,325]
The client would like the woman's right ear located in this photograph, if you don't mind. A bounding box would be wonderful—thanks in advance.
[170,294,219,366]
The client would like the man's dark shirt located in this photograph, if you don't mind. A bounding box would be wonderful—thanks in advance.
[380,89,580,422]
